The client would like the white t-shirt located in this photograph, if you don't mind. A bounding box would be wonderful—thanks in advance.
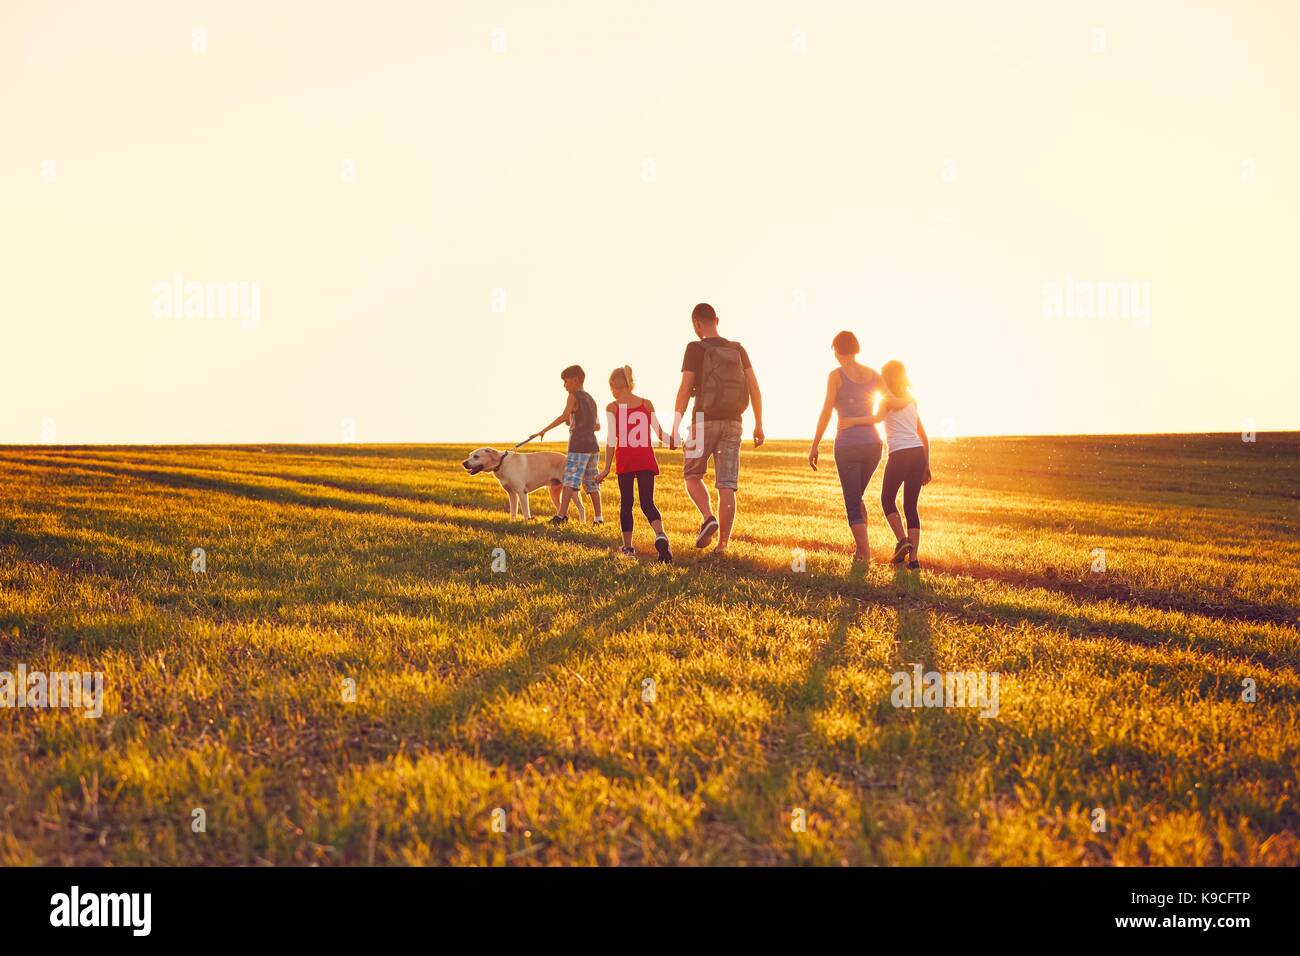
[884,401,924,452]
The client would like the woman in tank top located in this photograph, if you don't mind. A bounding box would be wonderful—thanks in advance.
[807,330,892,562]
[839,359,932,569]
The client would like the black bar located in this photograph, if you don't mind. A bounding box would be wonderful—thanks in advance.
[0,866,1290,942]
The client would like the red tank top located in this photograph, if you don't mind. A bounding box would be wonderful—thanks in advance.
[612,403,659,475]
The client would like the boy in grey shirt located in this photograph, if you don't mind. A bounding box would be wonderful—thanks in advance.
[530,364,604,525]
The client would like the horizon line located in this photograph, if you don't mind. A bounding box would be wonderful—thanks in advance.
[2,428,1297,450]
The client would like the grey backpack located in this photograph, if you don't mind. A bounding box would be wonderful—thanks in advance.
[697,339,749,417]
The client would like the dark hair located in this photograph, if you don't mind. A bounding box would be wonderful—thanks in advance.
[560,364,585,384]
[832,330,860,355]
[691,303,717,324]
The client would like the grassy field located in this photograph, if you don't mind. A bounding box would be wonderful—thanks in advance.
[0,434,1297,866]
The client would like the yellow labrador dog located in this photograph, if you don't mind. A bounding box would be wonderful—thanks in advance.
[461,447,586,521]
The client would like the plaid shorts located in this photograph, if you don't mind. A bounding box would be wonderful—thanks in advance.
[563,451,601,492]
[682,419,743,491]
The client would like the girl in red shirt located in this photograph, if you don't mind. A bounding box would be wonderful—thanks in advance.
[596,366,672,562]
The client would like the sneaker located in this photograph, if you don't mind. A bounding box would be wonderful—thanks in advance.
[654,535,673,564]
[891,540,911,565]
[592,517,604,526]
[694,516,719,549]
[618,545,636,558]
[907,560,922,571]
[549,515,568,525]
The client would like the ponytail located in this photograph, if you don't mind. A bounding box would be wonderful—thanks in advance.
[610,365,635,390]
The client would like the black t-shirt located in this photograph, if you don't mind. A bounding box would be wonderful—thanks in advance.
[681,337,753,423]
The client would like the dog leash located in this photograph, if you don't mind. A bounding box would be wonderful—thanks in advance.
[485,434,538,473]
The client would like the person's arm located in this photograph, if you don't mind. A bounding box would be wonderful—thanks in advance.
[644,399,670,447]
[746,367,764,447]
[672,371,695,450]
[917,416,932,483]
[846,393,913,427]
[597,405,618,479]
[530,395,574,440]
[808,371,838,469]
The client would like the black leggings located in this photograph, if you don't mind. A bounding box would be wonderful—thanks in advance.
[881,446,926,529]
[617,470,661,533]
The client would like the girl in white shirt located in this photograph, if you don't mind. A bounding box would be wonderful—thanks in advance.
[876,361,931,569]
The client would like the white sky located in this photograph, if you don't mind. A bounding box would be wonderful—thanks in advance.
[2,0,1297,443]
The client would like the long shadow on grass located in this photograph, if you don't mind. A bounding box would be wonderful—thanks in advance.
[1,457,590,554]
[691,565,870,861]
[10,457,1295,678]
[10,449,433,506]
[27,454,1293,630]
[688,549,1299,674]
[416,568,698,742]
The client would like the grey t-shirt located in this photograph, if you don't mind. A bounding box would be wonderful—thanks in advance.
[568,390,599,454]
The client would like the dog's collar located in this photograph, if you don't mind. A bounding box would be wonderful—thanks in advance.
[485,451,511,473]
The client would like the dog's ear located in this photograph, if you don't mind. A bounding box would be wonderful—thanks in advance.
[482,448,501,467]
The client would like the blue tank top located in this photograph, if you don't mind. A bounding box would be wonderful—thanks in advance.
[834,367,881,446]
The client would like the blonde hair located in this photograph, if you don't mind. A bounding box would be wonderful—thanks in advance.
[881,360,912,398]
[609,365,635,390]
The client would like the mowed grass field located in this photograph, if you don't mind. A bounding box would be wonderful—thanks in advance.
[0,434,1297,866]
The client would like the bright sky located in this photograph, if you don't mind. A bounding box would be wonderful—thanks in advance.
[3,0,1297,444]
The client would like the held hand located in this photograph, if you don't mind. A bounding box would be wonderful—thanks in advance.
[808,445,819,470]
[753,426,765,448]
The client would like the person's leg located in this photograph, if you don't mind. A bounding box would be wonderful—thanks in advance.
[556,453,581,519]
[852,447,883,561]
[683,425,715,521]
[716,489,736,551]
[902,449,924,562]
[618,472,635,547]
[884,509,906,543]
[714,421,742,552]
[881,454,909,557]
[638,471,662,529]
[685,421,721,547]
[835,444,870,558]
[640,472,672,561]
[684,476,713,520]
[557,486,577,518]
[581,455,602,522]
[857,444,882,558]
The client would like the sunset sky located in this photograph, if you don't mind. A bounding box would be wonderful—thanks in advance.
[3,0,1298,444]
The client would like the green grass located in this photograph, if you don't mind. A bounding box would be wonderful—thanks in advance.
[0,434,1297,865]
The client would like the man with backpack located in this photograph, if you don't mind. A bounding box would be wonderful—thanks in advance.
[671,302,765,553]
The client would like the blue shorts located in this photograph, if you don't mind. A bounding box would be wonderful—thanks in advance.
[563,452,600,492]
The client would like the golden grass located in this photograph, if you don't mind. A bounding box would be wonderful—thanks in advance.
[0,434,1296,865]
